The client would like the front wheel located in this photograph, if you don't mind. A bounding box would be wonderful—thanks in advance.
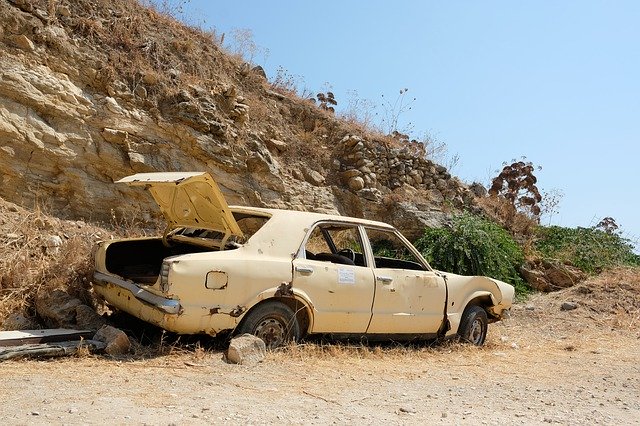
[236,301,301,349]
[457,305,488,346]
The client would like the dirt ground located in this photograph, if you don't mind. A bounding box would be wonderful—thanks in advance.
[1,284,639,426]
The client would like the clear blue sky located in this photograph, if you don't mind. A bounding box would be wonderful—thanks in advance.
[164,0,640,244]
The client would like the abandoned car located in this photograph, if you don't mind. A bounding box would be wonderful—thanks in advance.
[93,172,514,347]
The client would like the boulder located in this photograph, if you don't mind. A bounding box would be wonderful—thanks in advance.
[348,176,365,191]
[11,34,35,51]
[93,325,131,355]
[521,261,586,292]
[265,138,287,153]
[542,261,586,289]
[303,169,325,186]
[520,266,551,292]
[226,334,266,365]
[1,313,38,330]
[340,169,362,180]
[35,290,83,328]
[75,305,106,331]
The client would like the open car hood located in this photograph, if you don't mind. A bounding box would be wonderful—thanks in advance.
[117,172,243,239]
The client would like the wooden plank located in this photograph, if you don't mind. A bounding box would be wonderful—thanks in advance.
[0,340,106,361]
[0,329,94,347]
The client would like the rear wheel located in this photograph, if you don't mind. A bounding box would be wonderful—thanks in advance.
[236,301,301,348]
[457,305,488,346]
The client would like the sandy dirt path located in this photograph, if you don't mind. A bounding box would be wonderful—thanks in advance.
[1,302,639,425]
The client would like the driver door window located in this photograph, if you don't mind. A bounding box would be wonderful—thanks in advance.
[304,225,367,267]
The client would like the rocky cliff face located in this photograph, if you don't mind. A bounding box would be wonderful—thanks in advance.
[0,0,475,237]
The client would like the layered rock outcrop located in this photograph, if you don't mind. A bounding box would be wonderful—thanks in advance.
[0,0,473,236]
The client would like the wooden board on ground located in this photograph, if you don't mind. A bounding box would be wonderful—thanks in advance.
[0,340,107,361]
[0,329,94,347]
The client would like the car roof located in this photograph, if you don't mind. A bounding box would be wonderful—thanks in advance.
[229,205,396,230]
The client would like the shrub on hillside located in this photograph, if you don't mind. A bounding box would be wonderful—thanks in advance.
[535,226,640,274]
[415,213,526,293]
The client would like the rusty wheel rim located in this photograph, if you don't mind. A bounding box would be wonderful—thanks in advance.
[254,318,286,348]
[469,317,484,344]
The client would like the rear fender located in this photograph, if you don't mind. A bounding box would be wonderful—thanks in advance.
[233,286,315,334]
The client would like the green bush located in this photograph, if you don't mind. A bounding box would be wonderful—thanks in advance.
[415,213,526,293]
[535,226,640,274]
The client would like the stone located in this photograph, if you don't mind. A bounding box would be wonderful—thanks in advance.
[359,188,382,202]
[560,302,578,311]
[142,71,159,85]
[1,313,38,330]
[46,234,63,247]
[251,65,267,78]
[341,135,363,148]
[35,290,83,328]
[291,169,305,181]
[93,325,131,355]
[246,153,272,173]
[542,261,586,289]
[303,169,325,186]
[469,182,487,198]
[104,97,123,114]
[520,266,551,292]
[75,304,106,331]
[348,176,365,191]
[265,138,287,153]
[134,85,147,98]
[101,128,129,144]
[226,333,266,365]
[44,235,63,254]
[57,5,71,17]
[11,35,35,51]
[340,169,362,180]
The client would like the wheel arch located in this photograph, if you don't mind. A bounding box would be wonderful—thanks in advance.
[234,292,314,337]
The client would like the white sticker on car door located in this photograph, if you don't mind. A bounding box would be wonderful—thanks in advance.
[337,267,356,284]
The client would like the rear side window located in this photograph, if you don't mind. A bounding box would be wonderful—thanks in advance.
[364,228,426,271]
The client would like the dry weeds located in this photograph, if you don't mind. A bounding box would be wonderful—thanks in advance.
[0,200,104,323]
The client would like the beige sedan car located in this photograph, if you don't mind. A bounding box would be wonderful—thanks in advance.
[93,172,514,347]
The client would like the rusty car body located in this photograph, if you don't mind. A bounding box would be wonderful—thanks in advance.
[93,172,514,347]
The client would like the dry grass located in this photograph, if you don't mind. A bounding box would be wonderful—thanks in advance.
[0,199,112,325]
[477,195,538,243]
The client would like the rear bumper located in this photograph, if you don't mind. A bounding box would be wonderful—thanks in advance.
[93,271,181,314]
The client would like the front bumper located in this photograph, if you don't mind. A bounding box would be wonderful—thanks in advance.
[93,271,181,314]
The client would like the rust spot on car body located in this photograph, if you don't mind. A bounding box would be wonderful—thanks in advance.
[229,305,246,317]
[275,282,293,297]
[209,307,220,315]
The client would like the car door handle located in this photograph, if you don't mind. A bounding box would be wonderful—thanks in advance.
[376,276,393,284]
[295,266,314,275]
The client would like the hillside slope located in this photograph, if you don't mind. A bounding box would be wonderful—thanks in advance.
[0,0,475,236]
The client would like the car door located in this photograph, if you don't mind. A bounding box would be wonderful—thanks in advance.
[364,227,447,335]
[292,222,375,333]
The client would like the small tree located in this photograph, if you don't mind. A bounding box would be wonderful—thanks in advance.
[489,159,543,221]
[316,92,337,113]
[595,217,619,235]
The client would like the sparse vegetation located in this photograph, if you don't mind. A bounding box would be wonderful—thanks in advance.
[535,224,640,274]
